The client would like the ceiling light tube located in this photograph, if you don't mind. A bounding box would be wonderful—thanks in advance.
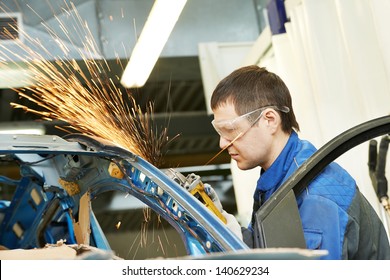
[0,123,46,135]
[0,128,45,135]
[120,0,187,88]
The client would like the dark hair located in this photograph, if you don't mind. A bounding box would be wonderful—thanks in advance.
[210,65,300,133]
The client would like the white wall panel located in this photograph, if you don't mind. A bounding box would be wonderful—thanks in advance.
[272,28,323,147]
[370,0,390,86]
[301,0,365,141]
[335,0,390,119]
[230,161,259,226]
[199,42,253,114]
[331,0,390,214]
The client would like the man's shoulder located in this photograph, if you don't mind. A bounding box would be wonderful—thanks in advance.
[305,163,357,210]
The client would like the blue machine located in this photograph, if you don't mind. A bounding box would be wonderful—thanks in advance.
[0,134,248,257]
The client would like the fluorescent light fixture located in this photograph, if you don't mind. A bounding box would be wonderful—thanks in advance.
[0,62,33,88]
[120,0,187,88]
[0,123,46,135]
[0,128,45,135]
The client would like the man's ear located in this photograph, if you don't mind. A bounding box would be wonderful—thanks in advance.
[263,109,280,132]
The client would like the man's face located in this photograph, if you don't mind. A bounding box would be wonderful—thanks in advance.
[212,102,274,170]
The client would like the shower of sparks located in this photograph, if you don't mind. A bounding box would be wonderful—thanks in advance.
[0,1,174,167]
[0,1,187,261]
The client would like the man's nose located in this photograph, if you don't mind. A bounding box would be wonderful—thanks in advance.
[219,136,231,149]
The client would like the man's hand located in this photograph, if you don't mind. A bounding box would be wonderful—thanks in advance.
[204,184,243,240]
[204,183,223,212]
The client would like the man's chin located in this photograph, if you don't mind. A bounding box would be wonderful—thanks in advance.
[236,162,250,171]
[235,160,258,171]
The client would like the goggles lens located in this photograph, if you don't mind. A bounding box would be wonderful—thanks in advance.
[211,106,289,140]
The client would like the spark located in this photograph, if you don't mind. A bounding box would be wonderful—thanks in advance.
[157,235,165,255]
[204,132,243,165]
[0,1,174,167]
[140,207,151,247]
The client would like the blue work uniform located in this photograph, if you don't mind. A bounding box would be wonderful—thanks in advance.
[246,131,390,259]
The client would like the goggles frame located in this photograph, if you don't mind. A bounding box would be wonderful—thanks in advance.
[211,105,290,141]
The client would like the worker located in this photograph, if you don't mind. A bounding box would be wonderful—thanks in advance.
[207,65,390,259]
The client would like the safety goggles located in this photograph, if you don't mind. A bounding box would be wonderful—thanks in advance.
[211,105,290,141]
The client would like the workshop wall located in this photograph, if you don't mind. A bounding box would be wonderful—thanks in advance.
[226,0,390,231]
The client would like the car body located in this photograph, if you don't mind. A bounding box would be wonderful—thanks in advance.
[0,133,247,258]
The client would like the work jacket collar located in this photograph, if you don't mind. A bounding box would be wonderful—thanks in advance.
[255,131,299,196]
